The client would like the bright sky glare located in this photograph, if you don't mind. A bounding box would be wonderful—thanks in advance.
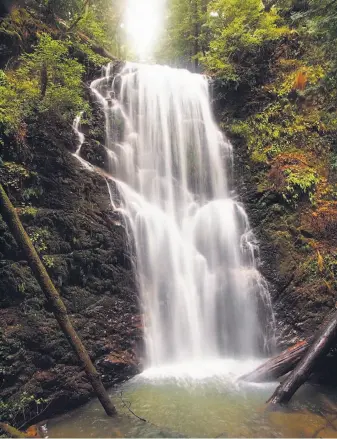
[124,0,166,61]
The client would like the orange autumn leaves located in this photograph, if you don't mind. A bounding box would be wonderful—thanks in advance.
[293,70,308,91]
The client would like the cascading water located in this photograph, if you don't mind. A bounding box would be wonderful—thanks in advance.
[51,51,329,439]
[88,62,274,369]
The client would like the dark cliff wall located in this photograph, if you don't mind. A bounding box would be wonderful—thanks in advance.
[0,90,142,423]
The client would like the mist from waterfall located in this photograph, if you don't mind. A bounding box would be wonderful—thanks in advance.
[90,62,274,368]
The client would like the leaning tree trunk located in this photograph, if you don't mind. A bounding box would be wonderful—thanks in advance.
[267,309,337,405]
[239,339,311,383]
[0,184,117,417]
[0,423,26,438]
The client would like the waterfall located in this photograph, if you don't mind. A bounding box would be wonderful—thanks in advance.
[88,62,274,368]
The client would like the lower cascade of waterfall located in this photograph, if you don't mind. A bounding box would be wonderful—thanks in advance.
[76,62,275,370]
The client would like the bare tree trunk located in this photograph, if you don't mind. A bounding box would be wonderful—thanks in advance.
[267,310,337,405]
[239,339,310,383]
[0,184,117,417]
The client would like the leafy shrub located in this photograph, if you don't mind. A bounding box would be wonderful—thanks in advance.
[0,391,47,426]
[202,0,289,81]
[19,206,38,218]
[2,162,34,189]
[269,153,319,204]
[72,40,110,67]
[19,33,88,119]
[266,62,326,97]
[0,33,89,136]
[29,228,50,254]
[0,71,33,135]
[42,255,55,268]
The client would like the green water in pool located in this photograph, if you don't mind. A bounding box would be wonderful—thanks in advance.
[46,359,337,438]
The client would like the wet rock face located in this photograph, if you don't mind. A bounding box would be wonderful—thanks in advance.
[0,91,142,423]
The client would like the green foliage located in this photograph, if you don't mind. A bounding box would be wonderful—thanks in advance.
[231,102,290,163]
[279,0,337,84]
[158,0,289,74]
[18,282,26,294]
[29,228,50,254]
[76,8,107,45]
[71,0,126,57]
[0,72,31,135]
[42,255,55,268]
[0,70,7,85]
[20,34,87,118]
[269,63,326,97]
[299,248,337,292]
[201,0,289,80]
[0,391,47,425]
[231,85,335,161]
[22,187,43,202]
[308,0,337,86]
[72,41,110,67]
[324,251,337,288]
[3,162,31,179]
[306,0,337,45]
[282,165,319,204]
[19,206,38,218]
[2,162,33,189]
[0,33,89,136]
[0,0,128,137]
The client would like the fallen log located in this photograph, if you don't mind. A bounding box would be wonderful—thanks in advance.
[267,309,337,405]
[239,339,310,382]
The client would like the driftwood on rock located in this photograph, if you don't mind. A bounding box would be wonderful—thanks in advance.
[0,184,116,417]
[267,309,337,405]
[239,339,311,383]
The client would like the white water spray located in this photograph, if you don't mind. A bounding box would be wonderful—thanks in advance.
[72,112,94,171]
[73,113,85,156]
[86,62,274,368]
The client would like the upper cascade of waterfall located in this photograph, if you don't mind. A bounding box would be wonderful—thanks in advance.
[85,62,275,368]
